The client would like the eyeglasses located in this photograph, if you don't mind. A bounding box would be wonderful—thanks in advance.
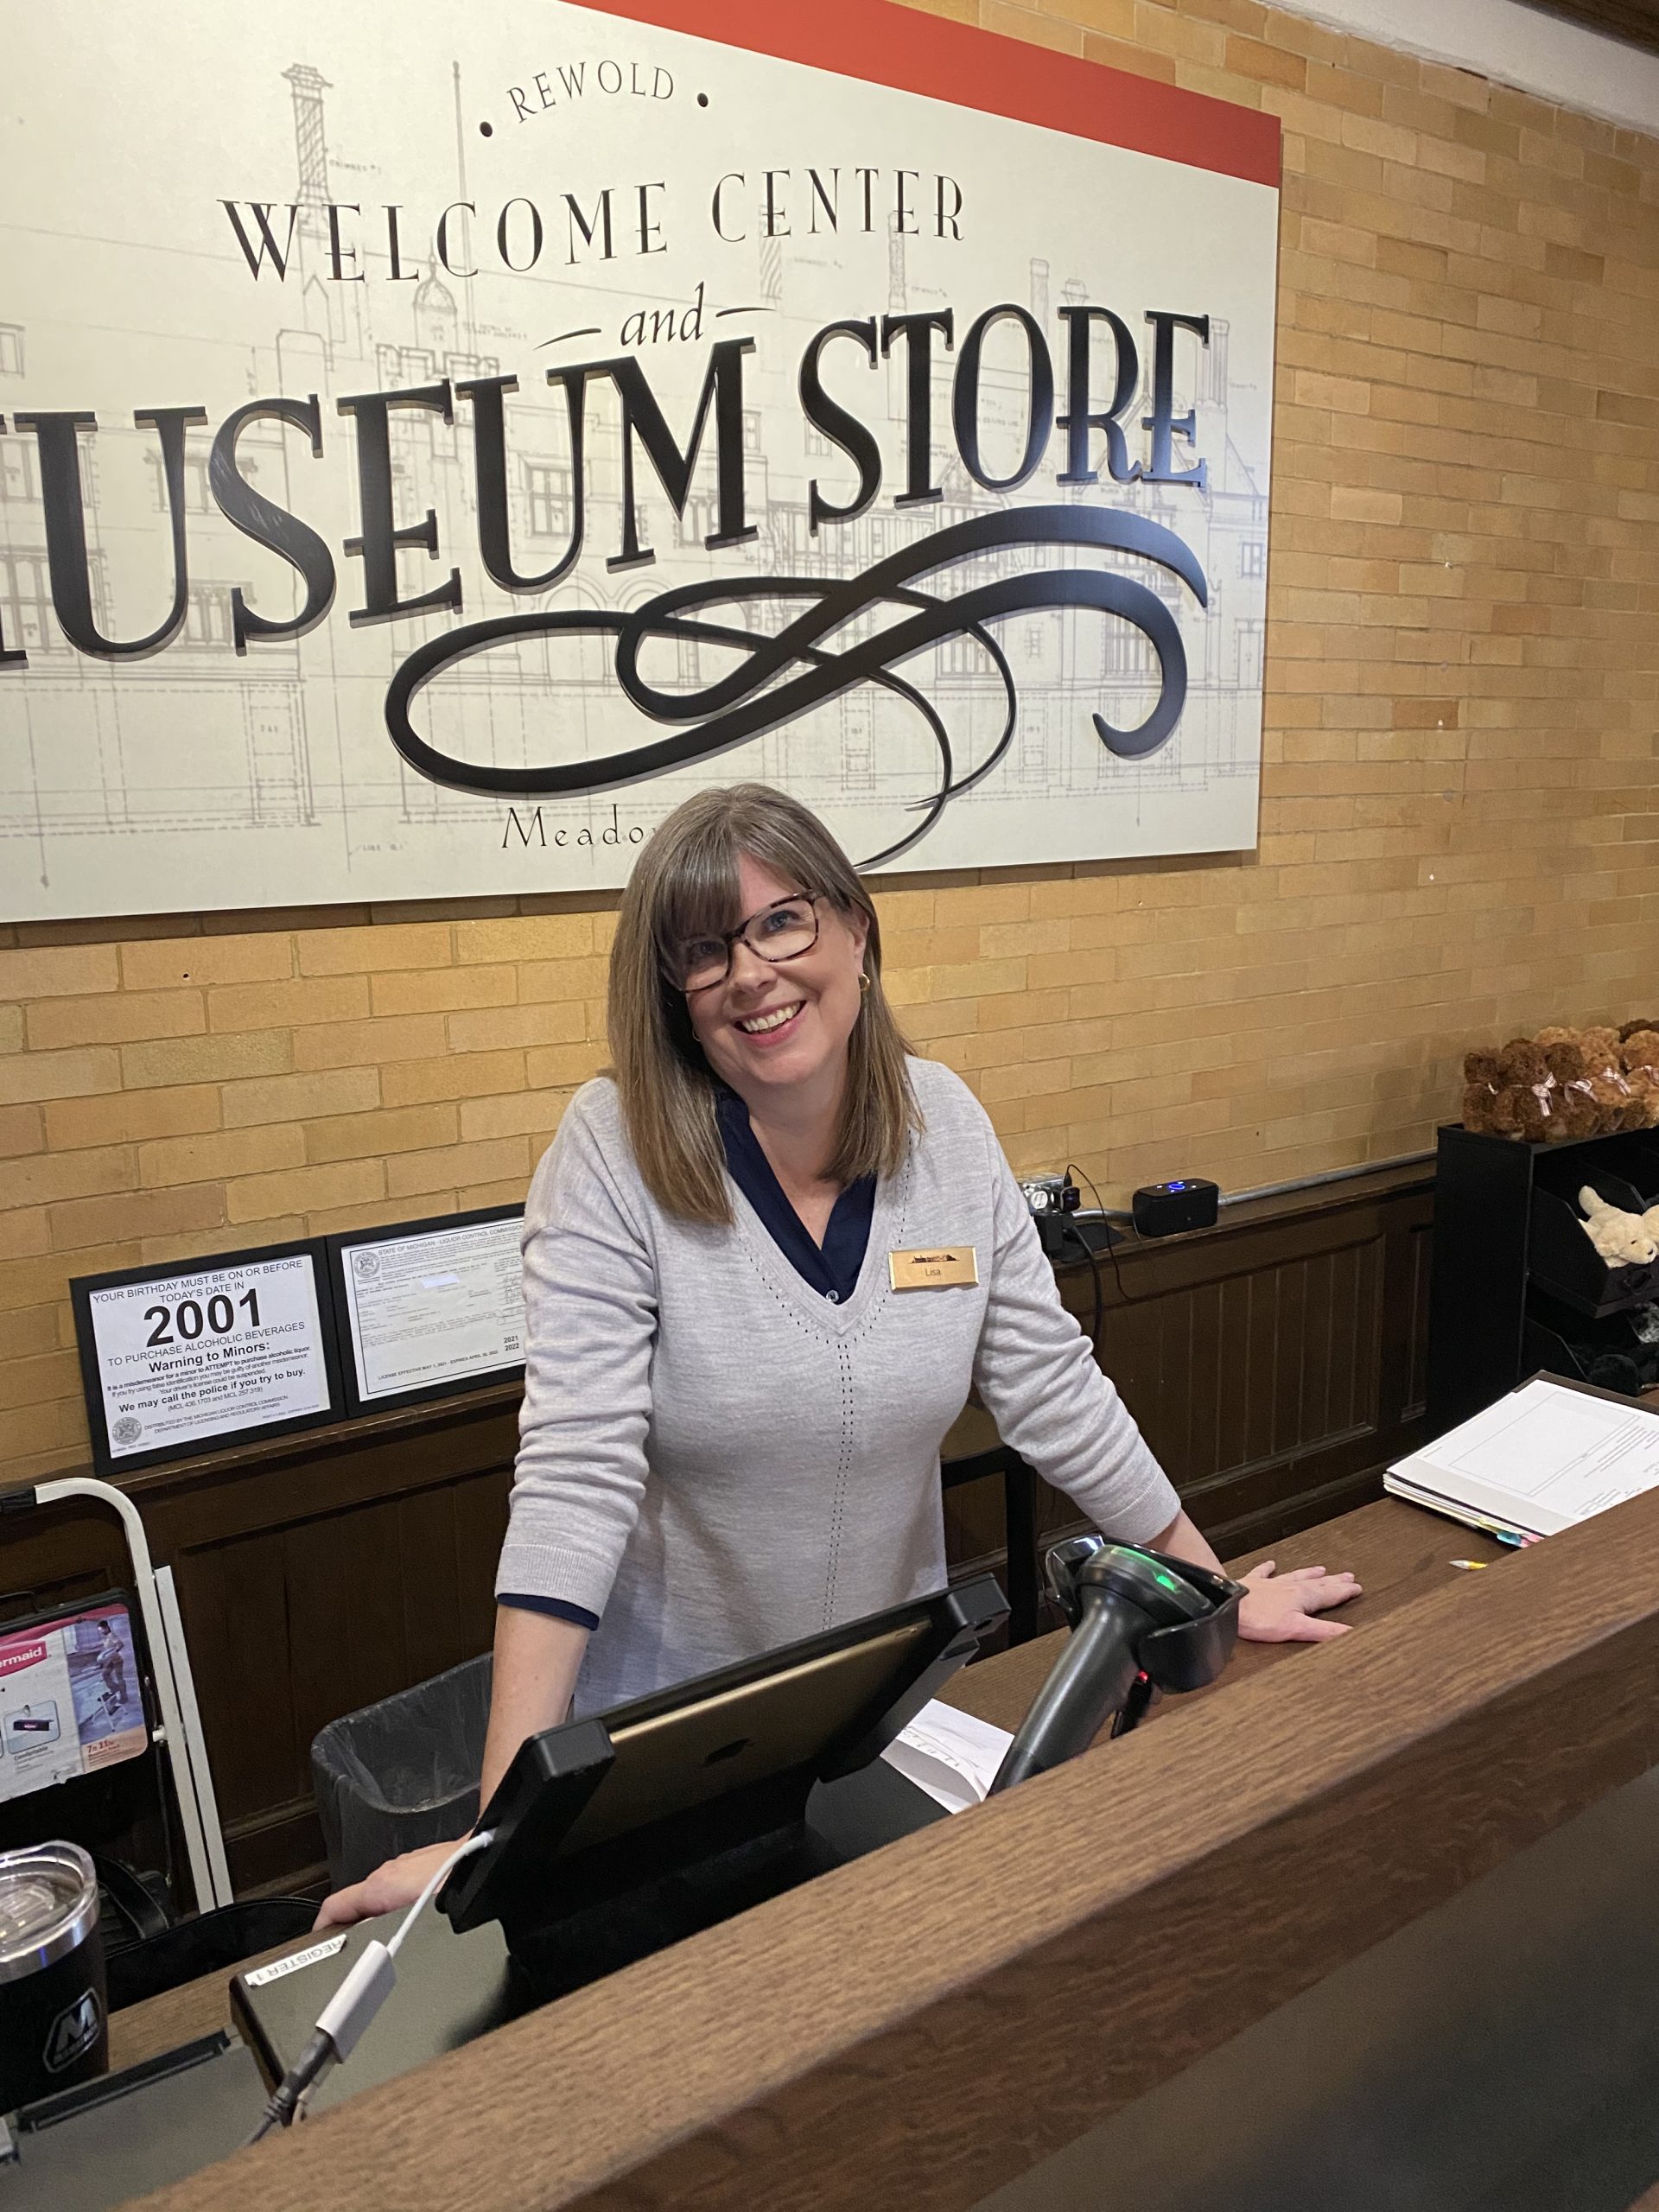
[671,893,823,994]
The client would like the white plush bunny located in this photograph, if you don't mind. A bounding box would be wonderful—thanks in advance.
[1579,1185,1659,1267]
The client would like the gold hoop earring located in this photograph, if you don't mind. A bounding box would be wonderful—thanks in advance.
[858,970,871,994]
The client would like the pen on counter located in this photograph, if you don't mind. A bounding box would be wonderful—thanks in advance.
[1449,1559,1490,1572]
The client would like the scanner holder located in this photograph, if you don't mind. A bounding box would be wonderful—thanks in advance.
[989,1537,1243,1792]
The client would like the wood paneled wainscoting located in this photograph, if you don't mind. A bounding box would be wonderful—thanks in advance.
[0,1162,1431,1897]
[946,1158,1435,1581]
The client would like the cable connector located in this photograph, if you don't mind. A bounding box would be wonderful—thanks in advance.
[244,1829,493,2145]
[315,1937,396,2061]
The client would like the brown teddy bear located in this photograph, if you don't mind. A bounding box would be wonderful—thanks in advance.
[1551,1030,1638,1133]
[1540,1040,1601,1140]
[1621,1030,1659,1128]
[1581,1027,1649,1130]
[1464,1020,1659,1140]
[1461,1047,1503,1134]
[1499,1039,1554,1142]
[1462,1042,1544,1137]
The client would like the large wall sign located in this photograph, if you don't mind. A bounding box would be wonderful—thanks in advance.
[0,0,1279,919]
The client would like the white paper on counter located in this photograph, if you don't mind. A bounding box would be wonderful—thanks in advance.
[1389,1375,1659,1537]
[880,1698,1014,1814]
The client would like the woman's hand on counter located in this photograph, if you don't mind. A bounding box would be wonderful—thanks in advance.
[1236,1560,1362,1643]
[1147,1510,1360,1643]
[311,1607,591,1932]
[312,1838,464,1932]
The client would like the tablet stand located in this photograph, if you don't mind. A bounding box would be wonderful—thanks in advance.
[439,1576,1008,2000]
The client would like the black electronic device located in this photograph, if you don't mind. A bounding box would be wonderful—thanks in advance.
[1020,1173,1080,1259]
[231,1908,518,2116]
[989,1538,1243,1791]
[1131,1177,1220,1238]
[439,1576,1007,1994]
[0,2031,266,2210]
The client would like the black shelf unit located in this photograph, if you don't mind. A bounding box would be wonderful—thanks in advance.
[1426,1122,1659,1436]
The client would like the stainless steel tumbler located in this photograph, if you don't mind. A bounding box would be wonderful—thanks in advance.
[0,1840,107,2113]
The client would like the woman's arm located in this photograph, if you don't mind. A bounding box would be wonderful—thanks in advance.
[966,1128,1359,1643]
[1150,1507,1361,1643]
[494,1101,660,1618]
[315,1094,658,1931]
[479,1605,588,1806]
[970,1146,1181,1544]
[314,1605,589,1930]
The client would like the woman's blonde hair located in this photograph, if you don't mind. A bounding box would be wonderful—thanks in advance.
[608,785,919,1224]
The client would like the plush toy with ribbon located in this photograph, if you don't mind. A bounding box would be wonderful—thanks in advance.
[1464,1021,1659,1141]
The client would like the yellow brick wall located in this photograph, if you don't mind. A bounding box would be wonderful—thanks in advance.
[3,0,1657,1478]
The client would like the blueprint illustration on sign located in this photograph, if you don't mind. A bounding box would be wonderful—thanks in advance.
[0,1,1276,918]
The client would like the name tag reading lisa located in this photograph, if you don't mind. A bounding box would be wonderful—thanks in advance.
[888,1246,979,1292]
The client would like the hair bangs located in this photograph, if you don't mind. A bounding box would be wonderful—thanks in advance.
[650,813,744,968]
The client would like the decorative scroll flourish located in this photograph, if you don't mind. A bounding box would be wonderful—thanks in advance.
[383,505,1208,866]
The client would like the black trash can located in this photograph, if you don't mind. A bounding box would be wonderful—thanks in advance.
[310,1653,493,1891]
[0,1840,107,2113]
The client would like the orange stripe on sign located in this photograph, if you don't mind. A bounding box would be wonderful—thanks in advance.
[569,0,1282,189]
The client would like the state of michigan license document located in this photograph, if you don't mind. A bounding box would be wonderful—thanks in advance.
[339,1216,525,1404]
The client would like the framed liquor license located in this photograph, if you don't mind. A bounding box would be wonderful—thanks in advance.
[0,0,1279,918]
[326,1205,527,1417]
[69,1241,343,1476]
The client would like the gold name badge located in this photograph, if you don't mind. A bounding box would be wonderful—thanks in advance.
[888,1246,979,1292]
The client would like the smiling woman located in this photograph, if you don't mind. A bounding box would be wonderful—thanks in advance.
[314,782,1360,1933]
[607,785,917,1231]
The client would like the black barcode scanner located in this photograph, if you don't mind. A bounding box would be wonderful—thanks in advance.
[988,1536,1244,1793]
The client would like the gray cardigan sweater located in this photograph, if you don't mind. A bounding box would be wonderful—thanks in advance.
[496,1058,1180,1715]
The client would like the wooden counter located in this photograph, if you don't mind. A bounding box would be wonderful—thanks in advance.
[110,1489,1590,2212]
[108,1497,1497,2075]
[945,1490,1507,1735]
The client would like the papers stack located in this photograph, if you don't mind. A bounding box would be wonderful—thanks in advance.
[1386,1376,1659,1541]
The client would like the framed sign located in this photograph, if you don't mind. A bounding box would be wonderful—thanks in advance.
[70,1241,341,1475]
[0,1594,149,1804]
[326,1205,526,1415]
[0,0,1279,919]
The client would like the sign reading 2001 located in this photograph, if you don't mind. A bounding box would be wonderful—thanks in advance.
[0,0,1280,918]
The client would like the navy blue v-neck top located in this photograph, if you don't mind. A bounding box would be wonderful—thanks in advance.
[502,1092,878,1631]
[714,1089,876,1306]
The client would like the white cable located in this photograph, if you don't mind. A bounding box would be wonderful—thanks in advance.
[388,1828,493,1958]
[245,1829,495,2143]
